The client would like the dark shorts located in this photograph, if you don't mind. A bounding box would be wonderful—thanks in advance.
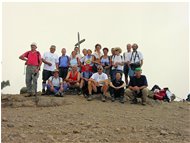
[94,86,103,94]
[42,70,53,81]
[123,64,129,76]
[59,67,68,80]
[110,87,124,98]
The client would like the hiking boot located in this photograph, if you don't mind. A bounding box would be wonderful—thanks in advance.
[25,93,32,97]
[78,88,82,95]
[60,92,64,97]
[31,92,36,96]
[142,102,146,106]
[111,96,115,102]
[42,89,46,95]
[87,95,92,101]
[120,96,125,104]
[131,98,137,104]
[101,94,106,102]
[55,92,60,97]
[83,94,88,98]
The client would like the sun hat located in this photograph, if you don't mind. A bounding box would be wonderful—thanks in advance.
[114,47,122,53]
[31,42,37,47]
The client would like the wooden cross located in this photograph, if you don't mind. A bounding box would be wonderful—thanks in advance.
[75,32,85,53]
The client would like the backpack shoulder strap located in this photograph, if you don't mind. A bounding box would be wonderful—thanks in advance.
[66,55,69,61]
[51,76,54,82]
[58,57,61,66]
[108,56,111,61]
[25,51,31,58]
[123,53,125,60]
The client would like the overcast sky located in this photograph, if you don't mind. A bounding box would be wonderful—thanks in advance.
[2,2,189,100]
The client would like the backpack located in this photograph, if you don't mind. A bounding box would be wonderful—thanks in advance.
[59,55,69,67]
[186,94,190,102]
[154,90,166,100]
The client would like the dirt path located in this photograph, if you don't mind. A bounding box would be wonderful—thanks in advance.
[1,95,190,143]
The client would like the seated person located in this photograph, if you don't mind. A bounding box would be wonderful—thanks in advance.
[65,65,80,93]
[47,69,65,97]
[87,65,109,102]
[125,67,149,105]
[79,65,93,97]
[109,72,126,103]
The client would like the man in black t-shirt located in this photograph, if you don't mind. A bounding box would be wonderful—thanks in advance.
[126,67,148,105]
[109,72,126,103]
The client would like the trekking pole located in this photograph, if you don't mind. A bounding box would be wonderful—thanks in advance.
[23,64,26,75]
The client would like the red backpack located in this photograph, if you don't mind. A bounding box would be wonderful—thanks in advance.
[154,90,166,100]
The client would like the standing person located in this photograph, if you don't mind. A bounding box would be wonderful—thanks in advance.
[74,46,82,60]
[80,48,88,65]
[111,47,124,80]
[81,49,94,72]
[123,44,132,86]
[41,45,59,94]
[110,48,116,80]
[109,72,126,103]
[92,44,103,72]
[58,48,70,80]
[127,43,143,77]
[110,48,116,58]
[87,65,109,102]
[19,43,42,96]
[100,47,111,77]
[125,68,149,105]
[69,50,80,71]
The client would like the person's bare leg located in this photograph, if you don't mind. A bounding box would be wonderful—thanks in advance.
[88,81,93,95]
[102,83,108,96]
[80,80,84,89]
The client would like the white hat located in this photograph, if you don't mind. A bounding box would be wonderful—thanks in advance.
[31,42,37,47]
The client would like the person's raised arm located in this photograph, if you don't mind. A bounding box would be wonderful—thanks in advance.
[19,52,28,61]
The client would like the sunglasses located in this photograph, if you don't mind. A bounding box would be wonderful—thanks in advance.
[97,68,102,70]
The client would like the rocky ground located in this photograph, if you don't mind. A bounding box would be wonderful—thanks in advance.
[1,93,190,143]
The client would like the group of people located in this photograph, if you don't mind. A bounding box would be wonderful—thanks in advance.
[19,42,148,105]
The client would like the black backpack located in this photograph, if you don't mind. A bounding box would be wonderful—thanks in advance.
[186,94,190,102]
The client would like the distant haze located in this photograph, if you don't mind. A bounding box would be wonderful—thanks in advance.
[2,2,189,100]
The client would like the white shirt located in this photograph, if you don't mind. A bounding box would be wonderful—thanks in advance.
[48,76,63,87]
[93,52,103,59]
[91,72,108,86]
[76,53,82,60]
[111,55,123,71]
[81,55,93,66]
[127,51,143,64]
[43,52,59,71]
[123,51,132,63]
